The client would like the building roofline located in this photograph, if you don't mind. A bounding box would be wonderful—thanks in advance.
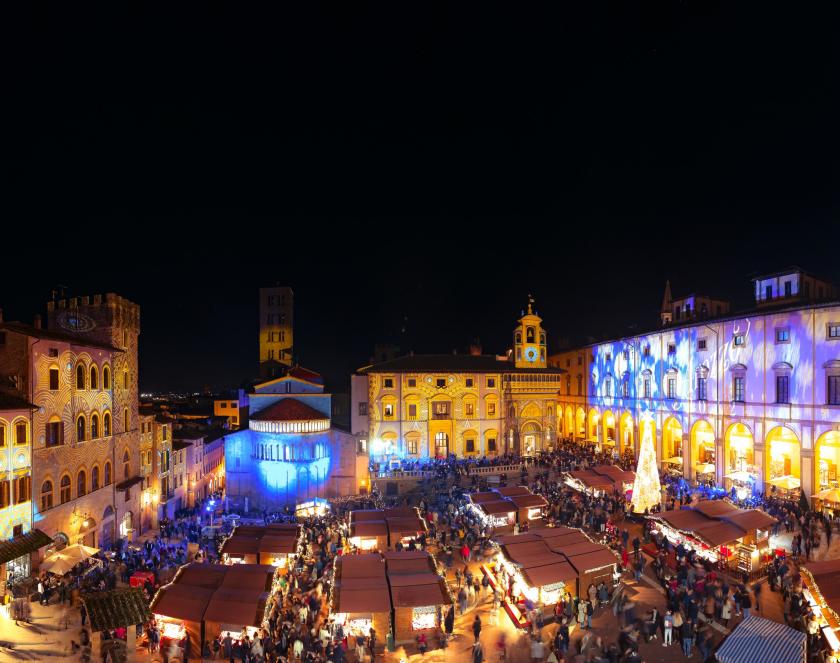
[550,298,840,353]
[749,265,831,283]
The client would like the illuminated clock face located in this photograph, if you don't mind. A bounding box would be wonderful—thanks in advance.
[525,347,538,362]
[57,311,96,332]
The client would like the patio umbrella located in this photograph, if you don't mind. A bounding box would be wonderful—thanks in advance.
[61,544,100,561]
[665,457,683,466]
[812,488,840,504]
[695,463,715,475]
[767,476,800,490]
[40,552,79,575]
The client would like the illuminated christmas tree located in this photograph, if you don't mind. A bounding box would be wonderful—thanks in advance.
[631,419,662,513]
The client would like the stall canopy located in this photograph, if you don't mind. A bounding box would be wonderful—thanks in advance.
[221,524,300,562]
[82,588,152,632]
[0,529,53,565]
[650,500,776,548]
[495,527,617,589]
[347,508,427,547]
[467,487,546,521]
[151,563,276,627]
[801,559,840,620]
[715,615,805,663]
[566,465,635,493]
[333,551,452,615]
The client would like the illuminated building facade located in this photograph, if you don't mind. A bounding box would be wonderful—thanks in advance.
[226,366,369,509]
[213,390,248,429]
[259,286,294,378]
[551,267,840,501]
[0,294,142,553]
[353,303,564,462]
[0,396,37,577]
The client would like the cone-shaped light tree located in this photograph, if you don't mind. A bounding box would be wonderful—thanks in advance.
[631,418,662,513]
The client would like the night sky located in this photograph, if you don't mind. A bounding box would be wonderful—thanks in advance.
[7,3,840,393]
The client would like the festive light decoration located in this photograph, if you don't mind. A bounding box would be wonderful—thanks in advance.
[631,419,661,513]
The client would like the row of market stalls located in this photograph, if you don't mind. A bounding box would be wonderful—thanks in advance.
[646,500,777,573]
[330,550,452,645]
[150,562,278,660]
[466,486,548,532]
[563,464,635,497]
[485,526,619,627]
[220,523,302,567]
[799,559,840,660]
[347,507,427,551]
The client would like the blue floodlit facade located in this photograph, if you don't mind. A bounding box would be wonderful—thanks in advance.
[225,368,361,509]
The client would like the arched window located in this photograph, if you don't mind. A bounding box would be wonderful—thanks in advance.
[92,465,100,491]
[103,365,111,390]
[41,480,53,511]
[77,470,86,497]
[60,475,71,504]
[123,408,130,432]
[123,450,130,479]
[76,364,86,389]
[90,413,99,439]
[104,461,112,486]
[515,331,522,344]
[76,415,86,442]
[90,365,98,390]
[103,412,111,436]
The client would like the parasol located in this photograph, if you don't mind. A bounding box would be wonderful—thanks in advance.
[767,476,801,490]
[40,552,79,575]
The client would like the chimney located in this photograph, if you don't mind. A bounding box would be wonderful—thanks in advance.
[33,314,42,329]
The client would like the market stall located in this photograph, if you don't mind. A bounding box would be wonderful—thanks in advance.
[150,562,277,661]
[486,527,617,627]
[812,488,840,517]
[467,487,548,531]
[347,507,427,550]
[296,498,330,518]
[330,553,391,641]
[647,500,776,572]
[81,588,152,661]
[564,465,634,497]
[130,570,155,589]
[383,551,452,644]
[800,559,840,660]
[383,507,427,548]
[715,615,806,663]
[507,493,549,526]
[220,524,301,566]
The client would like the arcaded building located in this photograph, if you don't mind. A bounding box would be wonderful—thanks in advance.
[551,267,840,501]
[352,303,565,464]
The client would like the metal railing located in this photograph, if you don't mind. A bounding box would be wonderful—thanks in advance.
[372,462,525,479]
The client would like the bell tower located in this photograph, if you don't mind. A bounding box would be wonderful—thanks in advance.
[513,296,547,368]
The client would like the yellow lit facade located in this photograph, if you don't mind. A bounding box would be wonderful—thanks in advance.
[355,304,563,461]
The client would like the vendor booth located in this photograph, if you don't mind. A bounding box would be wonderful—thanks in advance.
[347,507,427,550]
[812,488,840,518]
[151,562,276,660]
[800,559,840,660]
[715,615,805,663]
[466,487,548,532]
[383,551,452,644]
[647,500,776,573]
[486,526,617,628]
[220,523,301,566]
[564,465,635,497]
[331,553,392,641]
[296,498,330,518]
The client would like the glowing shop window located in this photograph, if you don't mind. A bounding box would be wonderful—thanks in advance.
[156,618,186,640]
[527,507,542,520]
[412,606,437,630]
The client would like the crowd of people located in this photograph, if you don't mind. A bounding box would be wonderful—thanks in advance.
[20,436,840,662]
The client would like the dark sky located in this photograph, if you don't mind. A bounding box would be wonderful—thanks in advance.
[6,2,840,393]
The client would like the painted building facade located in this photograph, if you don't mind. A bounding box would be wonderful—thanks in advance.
[550,268,840,501]
[0,293,142,553]
[353,304,564,463]
[225,367,369,510]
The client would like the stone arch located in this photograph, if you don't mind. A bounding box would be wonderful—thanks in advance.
[765,425,801,493]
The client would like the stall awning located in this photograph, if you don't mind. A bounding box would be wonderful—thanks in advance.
[204,588,269,627]
[152,584,216,623]
[715,615,805,663]
[521,561,577,588]
[350,521,388,538]
[83,588,152,631]
[566,549,618,574]
[388,573,451,607]
[0,529,53,565]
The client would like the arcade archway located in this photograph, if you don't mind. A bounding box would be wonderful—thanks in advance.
[618,412,635,456]
[691,420,716,479]
[816,431,840,492]
[662,417,684,474]
[575,407,585,441]
[724,423,756,488]
[587,408,600,442]
[765,426,801,493]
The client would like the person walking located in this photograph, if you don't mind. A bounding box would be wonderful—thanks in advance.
[663,610,674,647]
[473,615,482,643]
[680,619,694,658]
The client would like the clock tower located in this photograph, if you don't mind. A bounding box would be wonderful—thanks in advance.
[514,296,547,368]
